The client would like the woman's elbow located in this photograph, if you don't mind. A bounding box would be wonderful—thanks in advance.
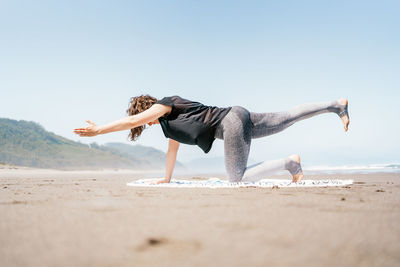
[127,116,140,128]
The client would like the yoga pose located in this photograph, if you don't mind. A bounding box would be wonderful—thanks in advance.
[73,95,349,184]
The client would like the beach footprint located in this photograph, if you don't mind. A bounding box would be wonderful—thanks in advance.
[135,237,201,252]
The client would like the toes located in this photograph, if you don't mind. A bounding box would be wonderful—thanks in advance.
[292,173,304,183]
[341,115,350,132]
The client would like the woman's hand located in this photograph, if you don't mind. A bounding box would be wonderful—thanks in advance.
[73,120,100,137]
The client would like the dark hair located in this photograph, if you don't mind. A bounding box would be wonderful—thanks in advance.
[126,94,158,141]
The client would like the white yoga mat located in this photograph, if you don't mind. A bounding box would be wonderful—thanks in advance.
[127,177,354,188]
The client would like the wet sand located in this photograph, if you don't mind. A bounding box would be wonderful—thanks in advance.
[0,169,399,267]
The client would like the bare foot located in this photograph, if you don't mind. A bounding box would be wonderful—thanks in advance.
[337,98,350,132]
[289,154,304,183]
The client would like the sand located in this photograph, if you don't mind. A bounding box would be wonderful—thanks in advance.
[0,168,399,267]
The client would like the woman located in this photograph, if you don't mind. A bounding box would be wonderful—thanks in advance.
[73,95,349,184]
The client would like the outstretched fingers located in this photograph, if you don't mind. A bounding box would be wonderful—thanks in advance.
[73,120,98,137]
[73,128,89,136]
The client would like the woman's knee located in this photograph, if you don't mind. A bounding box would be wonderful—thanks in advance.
[226,166,245,182]
[223,138,249,182]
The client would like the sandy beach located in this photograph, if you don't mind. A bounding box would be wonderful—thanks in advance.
[1,168,399,267]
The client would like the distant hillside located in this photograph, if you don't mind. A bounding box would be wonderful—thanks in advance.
[0,118,181,170]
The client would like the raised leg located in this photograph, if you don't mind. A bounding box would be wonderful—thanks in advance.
[250,98,349,139]
[215,99,349,183]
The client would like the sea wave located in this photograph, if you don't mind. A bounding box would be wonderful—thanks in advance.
[304,163,400,173]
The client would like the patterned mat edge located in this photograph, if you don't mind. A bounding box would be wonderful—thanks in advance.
[126,177,354,188]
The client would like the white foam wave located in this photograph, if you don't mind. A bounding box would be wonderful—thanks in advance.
[304,163,400,173]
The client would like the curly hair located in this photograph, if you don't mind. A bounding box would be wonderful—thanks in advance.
[126,94,158,141]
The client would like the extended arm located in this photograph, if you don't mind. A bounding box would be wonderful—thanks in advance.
[156,138,180,184]
[73,104,171,136]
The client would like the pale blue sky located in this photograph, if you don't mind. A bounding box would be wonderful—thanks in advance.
[1,0,399,165]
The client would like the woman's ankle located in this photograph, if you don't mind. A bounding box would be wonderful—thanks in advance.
[285,154,303,175]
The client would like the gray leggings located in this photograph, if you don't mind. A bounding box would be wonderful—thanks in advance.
[214,99,348,182]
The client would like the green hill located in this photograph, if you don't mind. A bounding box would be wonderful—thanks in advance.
[0,118,180,170]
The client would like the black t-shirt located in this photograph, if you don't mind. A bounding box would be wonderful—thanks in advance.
[156,95,232,153]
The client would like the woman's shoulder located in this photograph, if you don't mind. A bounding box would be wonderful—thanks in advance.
[155,96,182,119]
[156,96,176,106]
[156,95,187,105]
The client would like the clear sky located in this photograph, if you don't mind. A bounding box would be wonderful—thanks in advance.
[1,0,399,166]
